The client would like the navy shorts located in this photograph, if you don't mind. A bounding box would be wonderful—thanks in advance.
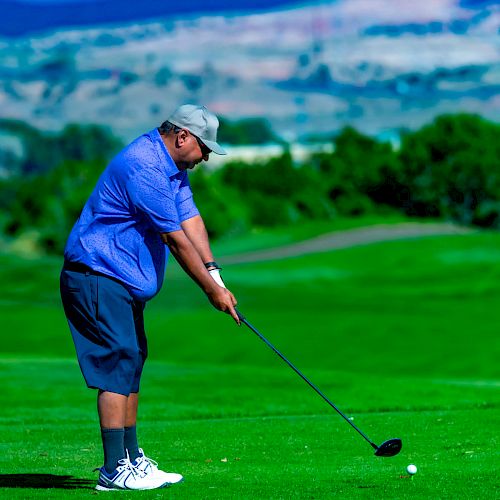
[60,263,148,396]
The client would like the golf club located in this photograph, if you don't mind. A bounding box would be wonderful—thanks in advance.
[236,310,402,457]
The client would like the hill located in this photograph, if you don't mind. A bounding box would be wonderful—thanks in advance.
[0,0,498,142]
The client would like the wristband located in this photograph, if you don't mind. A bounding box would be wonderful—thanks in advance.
[204,261,221,270]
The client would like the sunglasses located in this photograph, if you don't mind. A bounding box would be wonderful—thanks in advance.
[193,134,211,156]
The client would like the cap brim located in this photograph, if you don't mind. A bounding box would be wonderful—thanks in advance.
[203,140,227,155]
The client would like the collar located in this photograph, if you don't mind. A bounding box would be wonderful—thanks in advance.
[150,128,182,178]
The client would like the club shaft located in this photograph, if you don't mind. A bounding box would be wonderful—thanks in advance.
[240,316,378,450]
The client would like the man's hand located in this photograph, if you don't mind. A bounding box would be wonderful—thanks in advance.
[206,286,239,324]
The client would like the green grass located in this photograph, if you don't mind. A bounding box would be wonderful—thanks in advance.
[0,218,499,498]
[0,360,498,498]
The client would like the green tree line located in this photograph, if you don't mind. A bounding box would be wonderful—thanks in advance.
[0,113,498,254]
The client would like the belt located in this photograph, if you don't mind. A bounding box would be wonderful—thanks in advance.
[63,260,97,274]
[63,261,141,305]
[63,260,118,282]
[63,260,128,288]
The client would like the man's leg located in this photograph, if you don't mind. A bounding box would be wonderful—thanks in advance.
[98,390,127,474]
[124,393,141,462]
[126,299,147,463]
[95,389,173,490]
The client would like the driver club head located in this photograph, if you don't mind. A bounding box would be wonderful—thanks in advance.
[374,438,402,457]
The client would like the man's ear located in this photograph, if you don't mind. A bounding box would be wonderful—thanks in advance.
[176,129,189,147]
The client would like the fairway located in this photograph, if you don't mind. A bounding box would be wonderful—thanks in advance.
[1,222,499,498]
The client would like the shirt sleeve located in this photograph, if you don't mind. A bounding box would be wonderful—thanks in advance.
[176,172,200,222]
[126,166,181,233]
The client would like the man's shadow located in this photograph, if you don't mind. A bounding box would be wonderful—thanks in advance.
[0,474,94,489]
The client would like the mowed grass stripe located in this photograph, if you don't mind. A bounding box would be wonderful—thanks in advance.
[0,359,498,499]
[1,359,498,420]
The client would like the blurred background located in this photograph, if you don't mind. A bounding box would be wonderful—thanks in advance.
[0,0,499,255]
[0,2,499,496]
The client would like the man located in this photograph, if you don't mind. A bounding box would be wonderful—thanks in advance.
[60,104,239,491]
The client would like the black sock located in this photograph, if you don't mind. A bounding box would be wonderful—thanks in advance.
[124,425,140,462]
[101,428,125,474]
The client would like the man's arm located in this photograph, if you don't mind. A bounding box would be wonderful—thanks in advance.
[161,229,239,324]
[180,215,217,269]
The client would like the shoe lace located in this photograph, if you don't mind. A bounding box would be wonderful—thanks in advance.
[120,452,146,478]
[94,457,145,479]
[144,457,159,469]
[139,456,159,472]
[136,448,159,471]
[124,459,145,479]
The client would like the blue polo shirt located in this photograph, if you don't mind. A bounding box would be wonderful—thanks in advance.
[64,128,199,301]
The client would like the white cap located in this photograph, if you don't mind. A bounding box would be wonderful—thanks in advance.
[167,104,227,155]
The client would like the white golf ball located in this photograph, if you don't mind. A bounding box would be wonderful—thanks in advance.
[406,464,417,475]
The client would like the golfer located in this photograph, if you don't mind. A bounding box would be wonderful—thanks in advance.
[60,104,239,491]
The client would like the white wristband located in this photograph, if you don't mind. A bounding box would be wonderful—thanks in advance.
[209,268,226,288]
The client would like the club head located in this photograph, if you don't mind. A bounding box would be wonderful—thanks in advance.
[374,438,402,457]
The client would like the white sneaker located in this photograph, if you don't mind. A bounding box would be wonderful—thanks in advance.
[95,457,173,491]
[133,448,184,486]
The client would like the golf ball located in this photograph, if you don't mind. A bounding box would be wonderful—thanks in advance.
[406,464,417,475]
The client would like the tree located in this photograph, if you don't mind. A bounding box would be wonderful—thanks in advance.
[311,127,401,215]
[398,114,500,226]
[218,117,281,145]
[0,121,122,253]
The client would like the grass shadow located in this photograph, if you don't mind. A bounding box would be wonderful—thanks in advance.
[0,474,94,489]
